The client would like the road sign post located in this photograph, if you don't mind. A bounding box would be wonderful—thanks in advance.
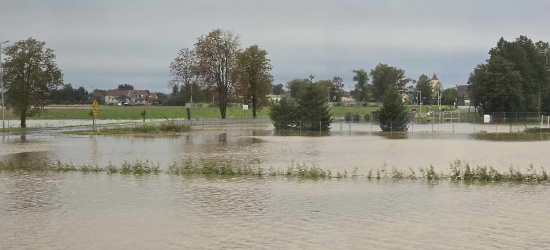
[92,100,98,125]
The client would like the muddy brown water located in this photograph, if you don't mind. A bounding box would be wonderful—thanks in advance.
[1,125,550,249]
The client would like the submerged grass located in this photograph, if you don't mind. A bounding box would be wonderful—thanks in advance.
[1,159,549,183]
[66,122,190,135]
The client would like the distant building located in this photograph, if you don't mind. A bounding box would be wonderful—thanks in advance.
[456,84,470,106]
[89,90,105,102]
[105,89,158,105]
[430,73,439,89]
[267,94,283,102]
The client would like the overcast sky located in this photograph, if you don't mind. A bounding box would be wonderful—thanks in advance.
[1,0,549,93]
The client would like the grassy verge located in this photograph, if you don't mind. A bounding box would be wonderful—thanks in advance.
[1,159,548,183]
[65,122,191,135]
[0,105,391,121]
[474,128,550,141]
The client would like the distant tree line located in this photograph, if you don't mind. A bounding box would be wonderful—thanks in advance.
[49,84,91,104]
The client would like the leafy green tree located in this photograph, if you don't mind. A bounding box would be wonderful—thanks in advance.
[286,78,309,99]
[352,69,369,102]
[331,76,344,102]
[378,87,409,131]
[2,38,63,128]
[234,45,273,118]
[468,55,524,112]
[414,74,432,105]
[296,83,333,131]
[441,88,458,106]
[272,83,284,95]
[194,29,240,119]
[117,84,134,90]
[316,79,333,103]
[370,64,410,102]
[478,36,550,112]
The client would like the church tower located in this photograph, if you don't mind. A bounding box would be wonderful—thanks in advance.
[430,73,441,102]
[430,73,439,90]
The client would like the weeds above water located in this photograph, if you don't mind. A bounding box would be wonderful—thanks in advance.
[65,122,191,135]
[0,160,160,175]
[168,158,259,176]
[0,159,549,183]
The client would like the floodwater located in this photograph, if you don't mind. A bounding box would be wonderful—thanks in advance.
[1,124,550,249]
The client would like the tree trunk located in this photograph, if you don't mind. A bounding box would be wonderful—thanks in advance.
[219,91,227,119]
[20,112,27,128]
[252,94,257,118]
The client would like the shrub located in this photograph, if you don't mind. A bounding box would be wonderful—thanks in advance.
[378,88,409,131]
[269,83,332,131]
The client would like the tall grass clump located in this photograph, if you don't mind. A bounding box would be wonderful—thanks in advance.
[120,160,160,174]
[168,158,260,176]
[1,159,549,183]
[158,122,190,133]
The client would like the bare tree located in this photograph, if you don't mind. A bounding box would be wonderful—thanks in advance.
[194,29,240,119]
[169,47,197,89]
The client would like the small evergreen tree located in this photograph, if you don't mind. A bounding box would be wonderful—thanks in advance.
[296,83,333,131]
[269,82,333,131]
[378,87,410,131]
[269,99,298,130]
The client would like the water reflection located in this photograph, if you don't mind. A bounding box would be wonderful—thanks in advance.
[2,128,550,173]
[218,133,227,144]
[373,131,409,140]
[1,173,550,249]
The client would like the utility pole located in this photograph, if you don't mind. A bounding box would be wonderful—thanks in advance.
[417,91,422,117]
[1,41,9,133]
[539,84,541,117]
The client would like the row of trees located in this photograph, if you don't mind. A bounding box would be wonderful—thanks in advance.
[350,64,410,103]
[49,84,91,105]
[285,75,344,102]
[350,66,462,107]
[169,29,273,118]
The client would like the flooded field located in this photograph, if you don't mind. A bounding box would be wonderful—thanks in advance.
[1,124,550,249]
[1,123,549,172]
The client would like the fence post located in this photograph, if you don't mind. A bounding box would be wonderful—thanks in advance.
[432,111,434,133]
[411,113,414,134]
[320,121,322,133]
[391,121,393,135]
[516,112,519,133]
[371,114,373,130]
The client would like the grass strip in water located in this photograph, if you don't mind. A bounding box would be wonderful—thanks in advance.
[65,122,190,135]
[1,159,548,183]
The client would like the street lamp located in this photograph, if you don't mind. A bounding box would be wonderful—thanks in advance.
[417,90,422,117]
[1,41,9,133]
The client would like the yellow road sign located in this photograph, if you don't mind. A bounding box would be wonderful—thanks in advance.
[92,100,98,108]
[93,107,98,116]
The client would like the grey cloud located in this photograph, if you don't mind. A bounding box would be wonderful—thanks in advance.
[1,0,549,92]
